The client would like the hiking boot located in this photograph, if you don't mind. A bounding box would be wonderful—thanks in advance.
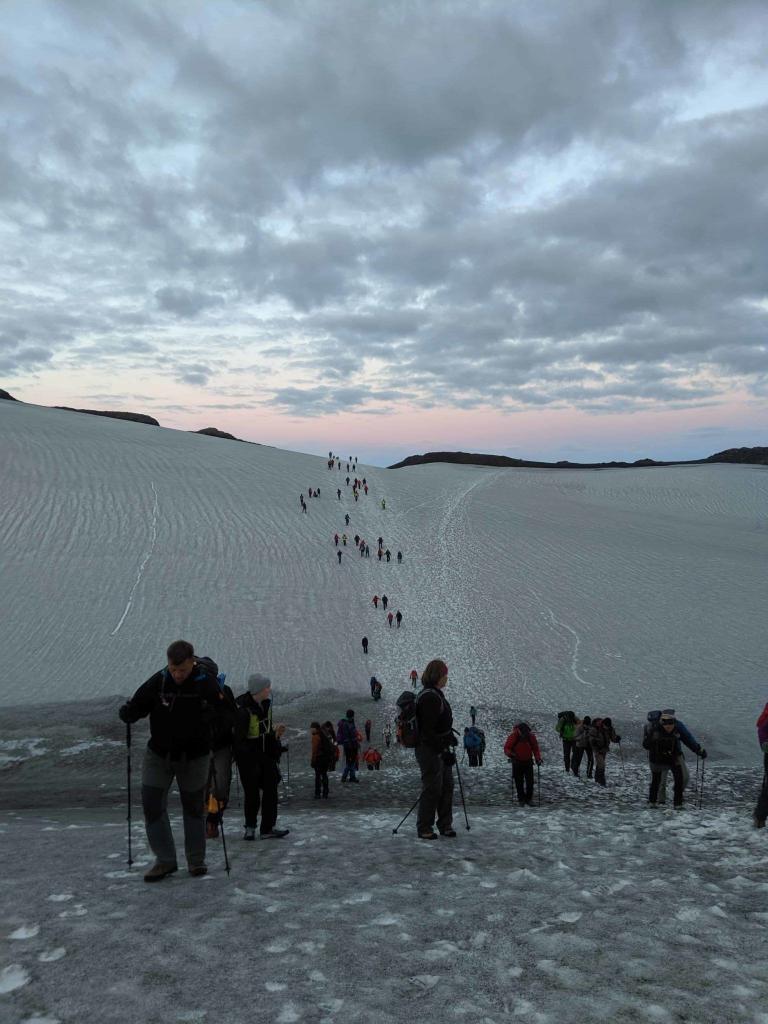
[753,814,765,829]
[206,819,219,839]
[418,831,438,840]
[439,829,457,837]
[261,828,290,839]
[243,827,256,841]
[188,864,208,878]
[144,862,178,883]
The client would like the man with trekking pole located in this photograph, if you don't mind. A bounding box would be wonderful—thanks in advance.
[119,640,232,882]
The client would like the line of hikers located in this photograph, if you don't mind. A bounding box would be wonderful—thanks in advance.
[117,641,767,880]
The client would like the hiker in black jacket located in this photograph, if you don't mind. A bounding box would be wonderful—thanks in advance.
[119,640,232,882]
[234,675,290,840]
[643,712,705,808]
[414,659,456,839]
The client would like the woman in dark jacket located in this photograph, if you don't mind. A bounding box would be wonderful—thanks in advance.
[414,659,456,840]
[234,674,289,840]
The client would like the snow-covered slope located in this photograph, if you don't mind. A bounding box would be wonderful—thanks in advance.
[1,399,766,757]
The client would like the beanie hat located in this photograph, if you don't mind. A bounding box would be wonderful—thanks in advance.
[248,673,272,692]
[346,708,355,719]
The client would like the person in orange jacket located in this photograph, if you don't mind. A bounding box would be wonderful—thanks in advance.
[363,747,382,771]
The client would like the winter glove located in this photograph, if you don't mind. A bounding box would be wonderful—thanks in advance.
[698,747,707,759]
[442,751,457,767]
[614,735,622,744]
[118,703,133,724]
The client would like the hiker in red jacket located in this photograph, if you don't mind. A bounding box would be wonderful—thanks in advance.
[372,595,379,609]
[387,612,394,628]
[504,722,542,806]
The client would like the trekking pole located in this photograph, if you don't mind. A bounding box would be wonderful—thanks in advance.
[453,757,471,831]
[126,723,133,868]
[287,747,290,786]
[209,755,231,877]
[393,788,424,834]
[698,756,705,810]
[537,763,541,807]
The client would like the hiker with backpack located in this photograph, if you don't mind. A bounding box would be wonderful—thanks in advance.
[337,710,361,783]
[402,658,457,839]
[363,747,383,771]
[589,717,621,787]
[642,709,698,802]
[395,610,402,628]
[382,594,388,611]
[387,611,394,628]
[203,661,237,840]
[410,669,419,688]
[463,727,482,767]
[118,640,233,882]
[234,674,290,840]
[571,716,594,779]
[372,595,379,609]
[310,721,334,799]
[373,679,383,701]
[503,722,542,805]
[362,636,369,655]
[643,711,705,808]
[754,701,768,828]
[555,711,578,772]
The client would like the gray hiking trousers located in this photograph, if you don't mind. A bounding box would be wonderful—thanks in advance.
[141,749,209,867]
[415,745,454,834]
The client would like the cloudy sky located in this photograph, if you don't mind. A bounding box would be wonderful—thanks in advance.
[2,0,767,465]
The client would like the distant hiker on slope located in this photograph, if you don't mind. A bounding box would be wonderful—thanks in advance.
[385,549,391,562]
[470,705,477,726]
[571,716,594,779]
[381,498,386,510]
[345,513,350,526]
[119,640,232,882]
[555,711,577,772]
[413,659,456,839]
[397,550,402,563]
[372,595,379,609]
[589,717,621,787]
[334,533,339,547]
[395,610,402,628]
[337,488,341,500]
[387,611,394,628]
[382,595,388,611]
[337,550,342,565]
[410,669,419,688]
[504,722,542,806]
[370,675,379,698]
[234,674,290,839]
[364,747,382,771]
[643,711,705,808]
[362,636,369,655]
[754,702,768,828]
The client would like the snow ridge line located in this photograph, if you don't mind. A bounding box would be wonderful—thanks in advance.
[110,481,159,637]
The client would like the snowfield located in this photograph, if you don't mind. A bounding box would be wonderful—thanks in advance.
[1,399,767,1023]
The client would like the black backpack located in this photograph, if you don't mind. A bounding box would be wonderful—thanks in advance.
[396,691,419,748]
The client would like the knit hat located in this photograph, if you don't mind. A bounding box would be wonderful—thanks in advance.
[248,673,272,693]
[345,708,355,719]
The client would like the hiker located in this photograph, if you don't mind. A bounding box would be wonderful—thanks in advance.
[571,716,594,779]
[310,720,334,799]
[385,549,391,562]
[381,498,386,510]
[337,710,361,783]
[346,476,350,486]
[342,533,347,545]
[383,723,392,748]
[395,610,402,628]
[337,488,341,500]
[469,705,477,726]
[365,718,372,742]
[323,721,340,774]
[643,709,698,802]
[754,702,768,828]
[362,637,370,656]
[372,595,379,609]
[397,551,402,563]
[643,712,705,808]
[410,669,419,688]
[234,674,290,840]
[463,727,481,767]
[377,548,383,561]
[364,747,382,771]
[589,717,621,787]
[354,534,360,546]
[387,611,394,628]
[373,680,382,700]
[119,640,232,882]
[504,722,543,806]
[414,658,456,839]
[370,675,379,698]
[365,544,370,557]
[203,660,237,840]
[382,595,388,611]
[334,533,339,546]
[377,536,383,548]
[364,484,368,495]
[345,513,350,526]
[556,711,578,772]
[337,550,342,565]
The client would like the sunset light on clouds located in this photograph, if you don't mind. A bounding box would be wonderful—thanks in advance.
[2,0,767,465]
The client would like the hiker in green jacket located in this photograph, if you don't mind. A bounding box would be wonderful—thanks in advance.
[555,711,578,773]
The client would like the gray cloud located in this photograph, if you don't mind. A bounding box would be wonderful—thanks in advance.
[0,0,766,431]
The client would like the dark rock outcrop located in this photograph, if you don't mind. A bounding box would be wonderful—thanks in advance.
[55,407,159,426]
[390,447,768,471]
[195,426,240,441]
[0,388,18,401]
